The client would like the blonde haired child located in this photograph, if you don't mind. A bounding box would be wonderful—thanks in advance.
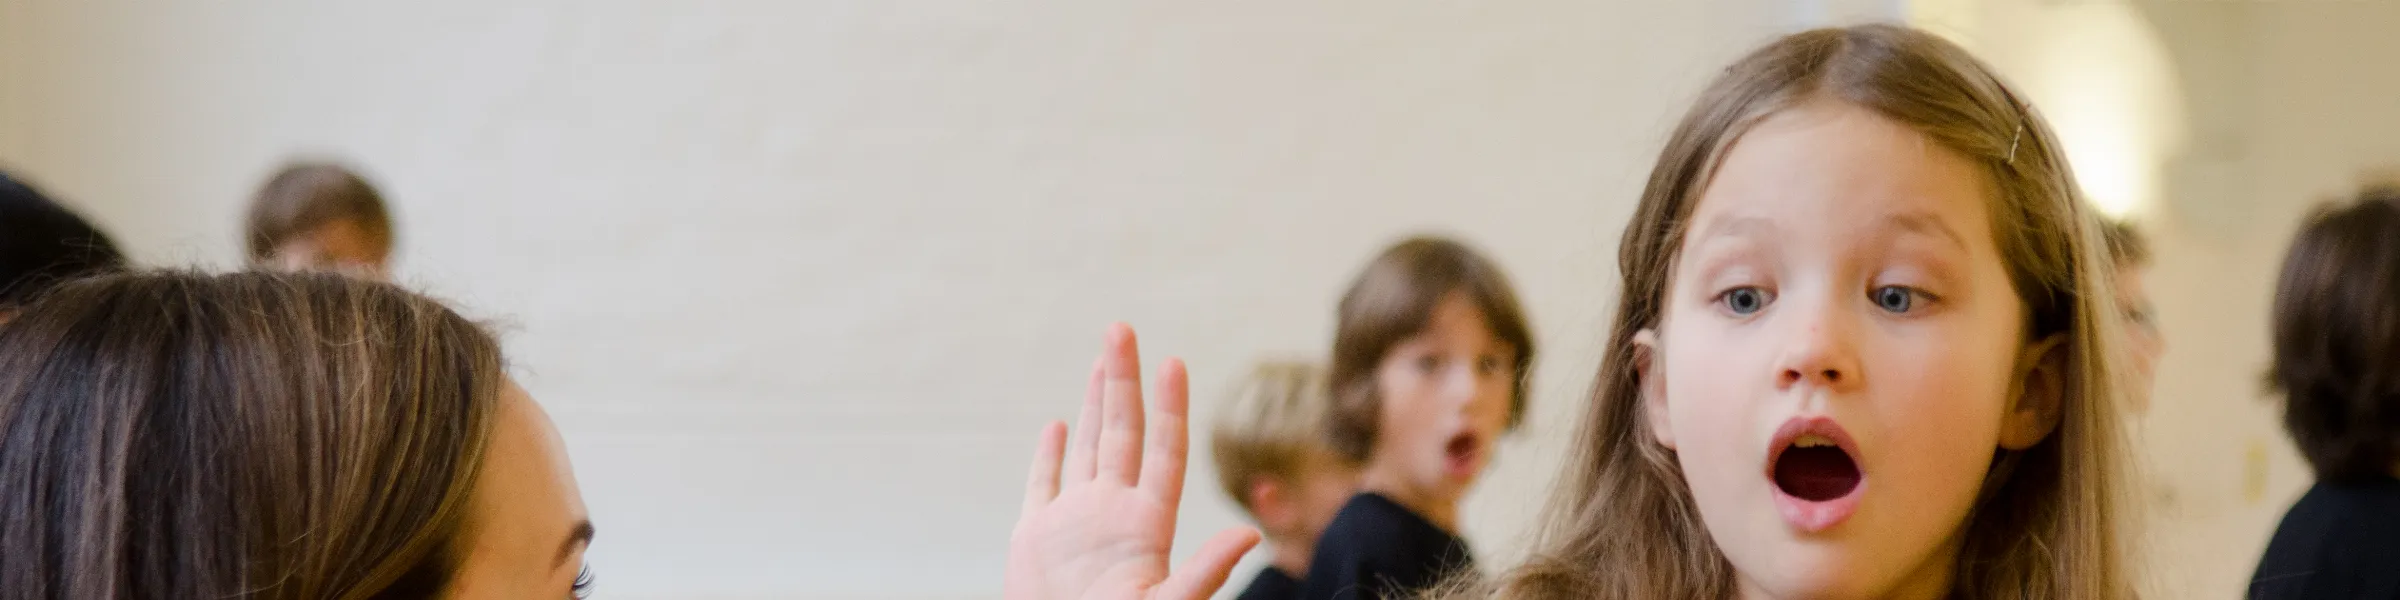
[1209,362,1357,600]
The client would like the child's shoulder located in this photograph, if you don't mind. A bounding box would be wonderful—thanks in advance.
[2281,477,2400,538]
[1309,492,1476,596]
[1323,493,1410,533]
[1234,565,1302,600]
[1320,493,1463,557]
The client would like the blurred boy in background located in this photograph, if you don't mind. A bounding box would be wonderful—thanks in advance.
[1212,362,1359,600]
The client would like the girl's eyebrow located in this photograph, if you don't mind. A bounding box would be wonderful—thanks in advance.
[1693,215,1776,244]
[1883,211,1966,251]
[555,520,595,568]
[1693,212,1963,252]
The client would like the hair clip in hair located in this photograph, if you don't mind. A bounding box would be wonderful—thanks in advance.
[2006,123,2024,164]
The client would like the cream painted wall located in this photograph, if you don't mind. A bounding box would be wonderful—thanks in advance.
[0,0,28,162]
[0,2,1781,598]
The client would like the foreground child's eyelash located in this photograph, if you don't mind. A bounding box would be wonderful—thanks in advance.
[572,562,594,599]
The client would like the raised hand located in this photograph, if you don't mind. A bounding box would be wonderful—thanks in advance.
[1004,324,1259,600]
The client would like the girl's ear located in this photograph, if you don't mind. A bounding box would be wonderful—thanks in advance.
[1632,329,1674,450]
[1999,334,2069,450]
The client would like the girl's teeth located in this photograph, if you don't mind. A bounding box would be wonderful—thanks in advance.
[1794,434,1834,448]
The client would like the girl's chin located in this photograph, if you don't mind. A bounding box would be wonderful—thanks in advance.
[1421,468,1477,497]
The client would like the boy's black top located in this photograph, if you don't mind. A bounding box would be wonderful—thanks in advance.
[2251,476,2400,600]
[1235,566,1301,600]
[1299,493,1473,600]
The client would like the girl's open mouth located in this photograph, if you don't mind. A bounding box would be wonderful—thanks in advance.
[1765,417,1865,533]
[1443,431,1484,479]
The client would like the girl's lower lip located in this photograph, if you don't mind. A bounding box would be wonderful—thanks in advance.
[1771,480,1863,533]
[1445,448,1481,479]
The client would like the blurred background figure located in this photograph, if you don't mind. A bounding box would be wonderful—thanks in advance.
[1308,236,1533,600]
[2251,183,2400,600]
[2104,220,2163,413]
[0,170,125,319]
[1209,361,1356,600]
[245,161,394,280]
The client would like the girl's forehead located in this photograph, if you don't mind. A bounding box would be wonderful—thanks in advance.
[1683,101,1999,254]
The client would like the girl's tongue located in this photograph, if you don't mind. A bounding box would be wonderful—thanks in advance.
[1773,442,1862,501]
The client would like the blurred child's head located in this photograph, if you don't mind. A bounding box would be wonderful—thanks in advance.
[1493,25,2131,599]
[1328,236,1534,514]
[0,171,125,315]
[1210,361,1356,570]
[246,162,394,279]
[2268,184,2400,484]
[2103,220,2162,412]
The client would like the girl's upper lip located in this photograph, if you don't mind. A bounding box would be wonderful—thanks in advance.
[1764,415,1861,474]
[1450,429,1483,452]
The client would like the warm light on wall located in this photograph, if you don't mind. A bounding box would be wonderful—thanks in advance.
[1909,0,2186,221]
[2032,7,2182,220]
[2047,82,2154,219]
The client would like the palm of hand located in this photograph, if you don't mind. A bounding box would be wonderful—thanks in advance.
[1009,484,1175,599]
[1002,324,1259,600]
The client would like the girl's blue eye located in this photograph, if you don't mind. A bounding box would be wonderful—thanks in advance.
[1873,286,1921,313]
[1718,287,1772,315]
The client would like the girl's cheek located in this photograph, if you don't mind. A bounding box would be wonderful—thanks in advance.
[1374,368,1413,409]
[1866,344,2016,481]
[1668,330,1777,480]
[1673,384,1749,450]
[1663,345,1749,446]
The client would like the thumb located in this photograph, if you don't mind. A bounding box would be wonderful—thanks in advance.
[1152,526,1261,600]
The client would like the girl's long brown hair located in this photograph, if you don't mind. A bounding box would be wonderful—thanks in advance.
[1463,24,2136,599]
[0,271,506,599]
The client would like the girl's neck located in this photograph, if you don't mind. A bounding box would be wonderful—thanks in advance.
[1733,530,1960,600]
[1734,573,1951,600]
[1358,463,1461,533]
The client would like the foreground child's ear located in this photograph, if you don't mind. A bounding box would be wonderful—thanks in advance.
[1632,329,1673,450]
[2000,334,2069,450]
